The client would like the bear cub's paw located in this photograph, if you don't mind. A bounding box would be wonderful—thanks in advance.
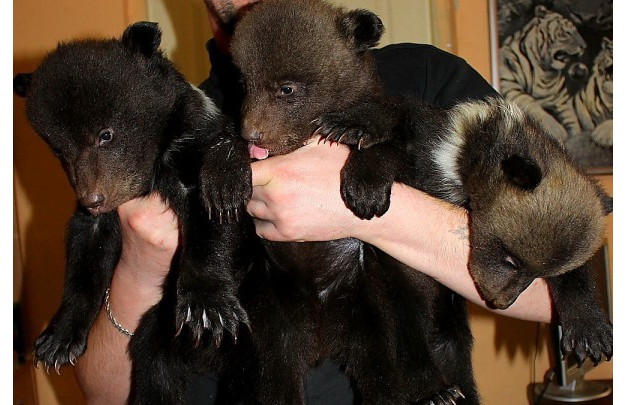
[560,315,612,366]
[200,137,253,223]
[33,318,88,373]
[414,385,465,405]
[340,169,392,220]
[340,150,395,219]
[175,277,249,346]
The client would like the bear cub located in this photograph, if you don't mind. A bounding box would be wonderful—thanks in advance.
[15,22,253,403]
[226,0,477,403]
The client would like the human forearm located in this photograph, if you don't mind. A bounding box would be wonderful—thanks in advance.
[75,270,161,404]
[248,141,553,323]
[75,195,177,403]
[354,183,553,323]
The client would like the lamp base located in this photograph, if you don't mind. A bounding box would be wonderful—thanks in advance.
[532,380,611,403]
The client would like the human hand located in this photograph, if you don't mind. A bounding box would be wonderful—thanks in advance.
[246,137,370,242]
[115,193,179,291]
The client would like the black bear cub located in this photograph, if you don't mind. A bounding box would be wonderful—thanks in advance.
[227,0,612,402]
[15,22,253,403]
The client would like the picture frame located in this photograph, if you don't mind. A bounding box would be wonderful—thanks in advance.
[489,0,613,173]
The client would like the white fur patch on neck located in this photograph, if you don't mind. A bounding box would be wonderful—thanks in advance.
[432,100,490,204]
[167,85,223,156]
[495,99,524,134]
[191,84,220,120]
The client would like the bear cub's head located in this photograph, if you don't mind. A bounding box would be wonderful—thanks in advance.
[454,100,613,309]
[231,0,384,159]
[15,22,184,215]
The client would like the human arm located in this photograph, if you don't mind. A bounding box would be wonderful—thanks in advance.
[246,138,553,323]
[75,194,178,404]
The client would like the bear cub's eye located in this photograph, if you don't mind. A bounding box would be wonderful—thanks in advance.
[98,128,114,146]
[503,254,521,270]
[50,145,63,157]
[276,83,298,98]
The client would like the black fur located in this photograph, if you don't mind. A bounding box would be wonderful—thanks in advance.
[15,22,253,402]
[213,241,475,404]
[501,155,543,191]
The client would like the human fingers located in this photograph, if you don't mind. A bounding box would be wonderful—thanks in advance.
[250,136,347,187]
[118,193,178,250]
[252,217,304,242]
[246,199,271,221]
[251,217,275,239]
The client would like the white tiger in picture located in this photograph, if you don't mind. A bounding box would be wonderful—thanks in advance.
[499,5,585,143]
[574,37,613,148]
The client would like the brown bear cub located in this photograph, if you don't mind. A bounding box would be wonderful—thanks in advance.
[228,0,473,403]
[14,22,256,403]
[227,0,612,402]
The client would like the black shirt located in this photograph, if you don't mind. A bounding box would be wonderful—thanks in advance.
[373,43,498,105]
[200,40,498,122]
[188,40,497,405]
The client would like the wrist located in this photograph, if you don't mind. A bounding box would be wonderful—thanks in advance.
[355,183,470,283]
[104,287,136,337]
[107,261,164,331]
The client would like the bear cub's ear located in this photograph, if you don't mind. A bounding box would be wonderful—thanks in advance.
[13,73,32,98]
[593,185,613,215]
[122,21,162,56]
[601,195,613,215]
[338,9,385,52]
[501,155,543,191]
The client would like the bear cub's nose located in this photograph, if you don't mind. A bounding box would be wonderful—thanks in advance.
[79,193,105,212]
[243,129,264,142]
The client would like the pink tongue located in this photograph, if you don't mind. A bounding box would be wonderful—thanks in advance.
[249,143,270,160]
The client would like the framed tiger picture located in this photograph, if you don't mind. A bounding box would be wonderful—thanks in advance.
[490,0,612,172]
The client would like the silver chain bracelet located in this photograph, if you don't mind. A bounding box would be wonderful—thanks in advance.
[104,287,135,337]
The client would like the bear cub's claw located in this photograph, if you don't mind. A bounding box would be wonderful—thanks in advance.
[33,320,87,374]
[415,385,465,405]
[560,316,612,366]
[313,116,377,150]
[175,281,249,347]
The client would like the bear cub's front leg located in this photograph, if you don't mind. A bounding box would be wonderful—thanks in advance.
[174,241,249,347]
[314,98,399,150]
[314,100,406,219]
[200,126,253,224]
[547,263,612,365]
[34,210,121,372]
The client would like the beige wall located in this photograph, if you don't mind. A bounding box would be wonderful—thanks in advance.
[329,0,433,46]
[146,0,212,85]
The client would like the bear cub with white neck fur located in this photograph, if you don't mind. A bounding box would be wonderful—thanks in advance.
[226,0,613,403]
[14,22,256,403]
